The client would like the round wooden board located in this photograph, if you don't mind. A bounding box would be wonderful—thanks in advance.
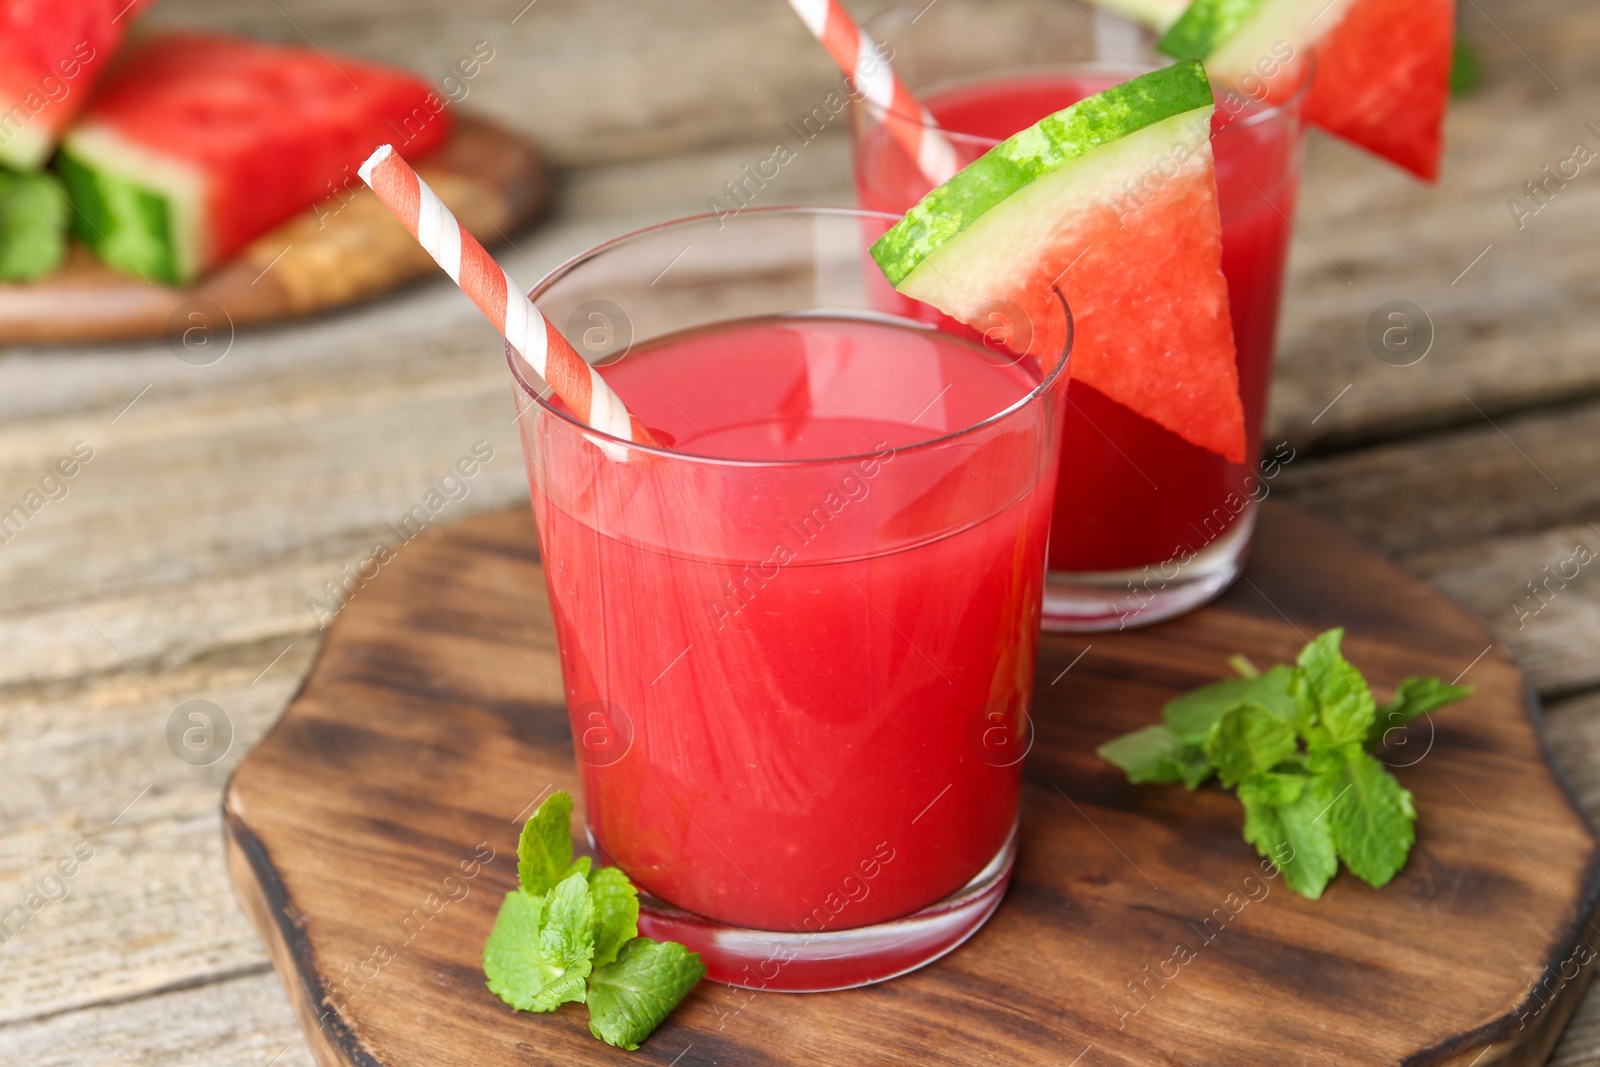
[0,114,548,345]
[224,501,1600,1067]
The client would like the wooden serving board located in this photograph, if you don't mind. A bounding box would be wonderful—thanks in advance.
[0,115,548,345]
[224,502,1600,1067]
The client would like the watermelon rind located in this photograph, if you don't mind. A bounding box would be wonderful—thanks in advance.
[59,124,206,286]
[1088,0,1190,31]
[1157,0,1265,58]
[0,169,70,280]
[1160,0,1356,83]
[871,60,1215,289]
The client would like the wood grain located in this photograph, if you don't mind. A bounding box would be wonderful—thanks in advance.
[2,0,1598,1062]
[224,502,1598,1067]
[0,116,548,344]
[1276,396,1600,697]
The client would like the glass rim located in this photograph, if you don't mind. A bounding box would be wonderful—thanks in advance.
[859,1,1315,145]
[512,205,1072,470]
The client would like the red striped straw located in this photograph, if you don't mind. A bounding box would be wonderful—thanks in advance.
[358,145,658,448]
[785,0,959,184]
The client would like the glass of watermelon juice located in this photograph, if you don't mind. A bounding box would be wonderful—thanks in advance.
[511,208,1069,990]
[853,0,1309,630]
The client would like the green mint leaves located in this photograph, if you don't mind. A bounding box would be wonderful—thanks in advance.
[484,791,705,1049]
[1099,629,1472,899]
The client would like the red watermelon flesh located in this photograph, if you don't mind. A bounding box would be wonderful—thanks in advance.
[0,0,153,170]
[947,162,1245,462]
[1304,0,1455,181]
[1044,156,1244,463]
[61,32,452,282]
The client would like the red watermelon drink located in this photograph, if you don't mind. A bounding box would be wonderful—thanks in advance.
[854,2,1308,629]
[514,209,1068,990]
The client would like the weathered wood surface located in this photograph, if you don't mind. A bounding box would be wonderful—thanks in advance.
[225,502,1599,1067]
[2,0,1599,1063]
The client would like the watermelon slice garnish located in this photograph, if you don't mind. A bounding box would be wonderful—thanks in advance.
[0,0,153,171]
[57,32,452,285]
[869,60,1246,464]
[1159,0,1455,181]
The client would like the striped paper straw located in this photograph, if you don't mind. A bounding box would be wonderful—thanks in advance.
[786,0,959,184]
[358,145,658,448]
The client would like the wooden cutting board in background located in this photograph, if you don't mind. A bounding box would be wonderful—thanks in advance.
[0,115,548,345]
[224,502,1600,1066]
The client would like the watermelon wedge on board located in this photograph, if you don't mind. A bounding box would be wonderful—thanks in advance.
[0,0,153,171]
[1159,0,1455,181]
[870,61,1245,464]
[58,32,452,285]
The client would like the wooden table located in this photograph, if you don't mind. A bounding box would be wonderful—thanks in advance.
[1,1,1596,1064]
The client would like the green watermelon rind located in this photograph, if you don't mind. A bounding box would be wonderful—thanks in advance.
[1088,0,1190,31]
[0,169,70,280]
[59,124,206,286]
[1158,0,1267,58]
[870,61,1215,288]
[1158,0,1358,83]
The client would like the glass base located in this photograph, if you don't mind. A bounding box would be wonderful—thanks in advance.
[1041,507,1257,632]
[631,824,1016,992]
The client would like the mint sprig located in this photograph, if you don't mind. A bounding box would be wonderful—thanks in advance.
[1098,629,1472,899]
[484,791,705,1048]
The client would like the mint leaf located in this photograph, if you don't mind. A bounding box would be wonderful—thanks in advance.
[1239,769,1306,807]
[485,888,545,1009]
[1295,629,1375,747]
[1239,772,1339,899]
[540,871,598,992]
[1248,665,1307,733]
[1367,677,1473,750]
[0,170,69,281]
[589,865,640,968]
[587,938,706,1050]
[1163,676,1260,741]
[1205,704,1297,789]
[518,791,588,895]
[1320,745,1416,888]
[1163,664,1302,742]
[1097,724,1213,789]
[483,873,595,1012]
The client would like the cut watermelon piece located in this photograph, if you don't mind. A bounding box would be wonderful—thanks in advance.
[0,0,152,171]
[58,32,452,285]
[870,61,1245,464]
[1160,0,1454,181]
